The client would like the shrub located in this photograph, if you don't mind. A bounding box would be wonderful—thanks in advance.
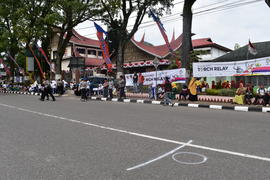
[205,89,219,95]
[218,89,236,96]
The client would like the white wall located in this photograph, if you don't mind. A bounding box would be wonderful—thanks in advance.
[61,60,70,71]
[195,47,228,62]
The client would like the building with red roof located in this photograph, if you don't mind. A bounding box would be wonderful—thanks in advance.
[50,29,231,80]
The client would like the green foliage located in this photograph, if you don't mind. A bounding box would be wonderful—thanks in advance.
[205,88,236,97]
[205,89,219,96]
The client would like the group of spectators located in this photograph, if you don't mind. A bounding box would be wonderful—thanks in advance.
[77,75,127,101]
[233,83,270,106]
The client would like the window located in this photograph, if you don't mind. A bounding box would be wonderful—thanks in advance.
[77,48,86,54]
[88,50,96,55]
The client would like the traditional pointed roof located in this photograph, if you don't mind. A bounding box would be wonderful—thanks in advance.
[70,29,100,47]
[131,34,183,58]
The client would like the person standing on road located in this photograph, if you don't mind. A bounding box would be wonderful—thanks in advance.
[133,72,138,93]
[39,82,46,101]
[118,75,126,99]
[103,79,109,98]
[79,78,88,101]
[108,79,114,99]
[188,77,199,101]
[138,72,144,94]
[163,77,174,106]
[44,80,55,101]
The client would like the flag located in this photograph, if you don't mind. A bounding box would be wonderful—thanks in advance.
[149,9,172,52]
[94,22,108,37]
[28,45,45,79]
[7,54,26,75]
[149,9,181,68]
[36,44,55,73]
[94,22,112,72]
[248,40,257,55]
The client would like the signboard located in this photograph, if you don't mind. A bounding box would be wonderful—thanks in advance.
[26,57,34,72]
[193,56,270,77]
[125,68,186,86]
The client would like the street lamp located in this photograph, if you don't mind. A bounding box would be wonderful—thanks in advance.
[153,57,159,100]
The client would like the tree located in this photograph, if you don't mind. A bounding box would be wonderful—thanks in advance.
[181,0,196,76]
[92,0,174,77]
[51,0,97,79]
[0,0,24,80]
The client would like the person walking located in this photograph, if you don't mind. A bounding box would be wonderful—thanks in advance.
[39,82,46,101]
[118,75,126,99]
[44,80,55,101]
[79,78,88,101]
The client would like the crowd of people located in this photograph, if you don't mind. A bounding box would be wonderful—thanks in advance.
[1,75,270,106]
[233,83,270,106]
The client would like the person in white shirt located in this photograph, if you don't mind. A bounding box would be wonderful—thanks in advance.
[254,85,267,105]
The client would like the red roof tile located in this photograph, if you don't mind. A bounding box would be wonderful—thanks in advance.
[131,34,183,58]
[70,30,100,47]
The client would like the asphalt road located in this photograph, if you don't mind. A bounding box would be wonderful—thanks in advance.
[0,93,270,180]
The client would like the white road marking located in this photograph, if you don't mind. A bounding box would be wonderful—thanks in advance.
[0,102,270,162]
[126,140,193,171]
[172,152,207,165]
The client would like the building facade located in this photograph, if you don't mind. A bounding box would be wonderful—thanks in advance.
[50,30,231,81]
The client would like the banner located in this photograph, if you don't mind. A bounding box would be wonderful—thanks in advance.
[193,56,270,77]
[125,68,186,86]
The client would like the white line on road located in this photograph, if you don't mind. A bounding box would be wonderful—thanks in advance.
[126,140,193,171]
[1,102,270,163]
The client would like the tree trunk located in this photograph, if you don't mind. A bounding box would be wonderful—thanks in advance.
[116,39,125,79]
[55,29,73,80]
[181,0,196,76]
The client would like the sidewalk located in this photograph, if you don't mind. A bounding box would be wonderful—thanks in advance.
[1,90,270,113]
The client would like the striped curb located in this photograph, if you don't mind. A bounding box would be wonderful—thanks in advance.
[0,90,40,96]
[88,96,270,113]
[1,91,270,113]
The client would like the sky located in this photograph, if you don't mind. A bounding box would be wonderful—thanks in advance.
[75,0,270,50]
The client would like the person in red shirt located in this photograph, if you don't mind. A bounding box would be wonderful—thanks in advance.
[138,72,145,94]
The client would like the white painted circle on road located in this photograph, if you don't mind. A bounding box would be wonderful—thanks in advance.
[172,152,207,165]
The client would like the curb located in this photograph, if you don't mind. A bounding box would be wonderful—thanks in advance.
[0,90,41,96]
[1,90,270,113]
[88,96,270,113]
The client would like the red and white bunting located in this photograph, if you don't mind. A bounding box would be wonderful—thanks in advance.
[100,59,170,70]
